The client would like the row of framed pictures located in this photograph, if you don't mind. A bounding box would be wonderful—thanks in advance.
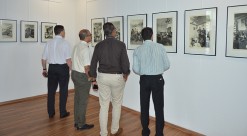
[91,4,247,58]
[0,20,56,42]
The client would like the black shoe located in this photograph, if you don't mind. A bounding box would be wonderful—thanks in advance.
[60,112,70,118]
[76,124,94,130]
[49,113,55,118]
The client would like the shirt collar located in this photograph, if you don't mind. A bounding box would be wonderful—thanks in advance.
[80,40,89,46]
[55,35,63,39]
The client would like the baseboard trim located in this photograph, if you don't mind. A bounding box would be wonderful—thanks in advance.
[0,89,75,106]
[0,90,204,135]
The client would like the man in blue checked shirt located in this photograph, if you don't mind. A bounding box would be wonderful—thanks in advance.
[133,27,170,136]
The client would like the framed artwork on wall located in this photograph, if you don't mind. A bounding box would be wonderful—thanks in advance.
[41,22,56,43]
[184,7,217,56]
[152,11,178,53]
[107,16,124,42]
[20,21,38,42]
[127,14,147,50]
[0,19,17,42]
[226,4,247,58]
[91,18,105,47]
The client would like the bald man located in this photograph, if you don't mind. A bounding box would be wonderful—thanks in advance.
[71,29,94,130]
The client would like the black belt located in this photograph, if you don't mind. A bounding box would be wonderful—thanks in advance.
[100,71,123,74]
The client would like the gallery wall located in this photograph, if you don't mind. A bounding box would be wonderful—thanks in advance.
[0,0,78,101]
[0,0,247,136]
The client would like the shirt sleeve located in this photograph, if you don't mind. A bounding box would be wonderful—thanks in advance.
[89,45,98,78]
[120,44,130,75]
[132,50,140,75]
[162,46,170,71]
[64,41,71,59]
[42,44,48,60]
[82,47,91,66]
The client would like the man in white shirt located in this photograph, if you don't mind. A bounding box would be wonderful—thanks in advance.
[41,25,72,119]
[71,29,94,130]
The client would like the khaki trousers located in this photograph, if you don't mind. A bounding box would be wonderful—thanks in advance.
[97,73,126,136]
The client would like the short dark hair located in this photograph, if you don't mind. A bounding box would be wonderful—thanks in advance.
[54,25,64,35]
[79,29,88,40]
[141,27,153,41]
[103,22,115,37]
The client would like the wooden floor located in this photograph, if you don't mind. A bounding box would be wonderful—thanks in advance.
[0,92,197,136]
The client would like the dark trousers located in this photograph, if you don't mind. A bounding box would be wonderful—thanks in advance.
[140,75,165,136]
[47,64,69,116]
[71,70,91,127]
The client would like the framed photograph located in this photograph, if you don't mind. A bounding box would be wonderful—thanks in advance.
[152,11,178,53]
[107,16,124,42]
[41,22,56,42]
[184,7,217,56]
[20,21,38,42]
[127,14,147,50]
[0,19,17,42]
[226,5,247,58]
[91,18,105,46]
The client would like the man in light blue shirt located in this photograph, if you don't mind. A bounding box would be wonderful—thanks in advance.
[133,27,170,136]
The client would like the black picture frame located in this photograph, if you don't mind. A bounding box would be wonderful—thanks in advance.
[41,22,57,43]
[107,16,124,42]
[226,4,247,58]
[152,11,178,53]
[0,19,17,42]
[184,7,217,56]
[20,20,38,42]
[91,18,105,47]
[127,14,147,50]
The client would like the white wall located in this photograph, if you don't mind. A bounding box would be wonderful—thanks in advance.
[1,0,247,135]
[0,0,78,101]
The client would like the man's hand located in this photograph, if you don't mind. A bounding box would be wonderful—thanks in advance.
[42,70,48,78]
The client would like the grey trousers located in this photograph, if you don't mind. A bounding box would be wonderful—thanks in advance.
[71,70,91,127]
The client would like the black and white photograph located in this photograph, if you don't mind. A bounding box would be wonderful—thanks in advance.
[0,19,17,42]
[184,7,217,56]
[127,14,147,50]
[226,5,247,58]
[91,18,105,46]
[152,11,177,53]
[107,16,124,42]
[21,21,38,42]
[41,22,56,42]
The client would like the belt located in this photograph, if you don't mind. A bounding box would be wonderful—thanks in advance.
[100,71,123,74]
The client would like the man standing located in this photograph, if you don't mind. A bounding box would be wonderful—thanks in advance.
[90,22,130,136]
[133,27,170,136]
[41,25,71,119]
[71,29,94,130]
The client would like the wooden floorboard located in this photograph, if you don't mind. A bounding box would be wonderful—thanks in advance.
[0,91,203,136]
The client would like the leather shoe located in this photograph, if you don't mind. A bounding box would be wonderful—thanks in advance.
[49,113,55,118]
[60,112,70,118]
[76,124,94,130]
[110,128,123,136]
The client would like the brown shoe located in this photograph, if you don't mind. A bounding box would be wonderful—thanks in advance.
[110,128,123,136]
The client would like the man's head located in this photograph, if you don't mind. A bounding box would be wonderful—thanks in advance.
[79,29,92,43]
[141,27,153,41]
[54,25,65,37]
[103,22,116,37]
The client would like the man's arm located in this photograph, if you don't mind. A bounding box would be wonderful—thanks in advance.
[66,58,72,70]
[41,59,48,77]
